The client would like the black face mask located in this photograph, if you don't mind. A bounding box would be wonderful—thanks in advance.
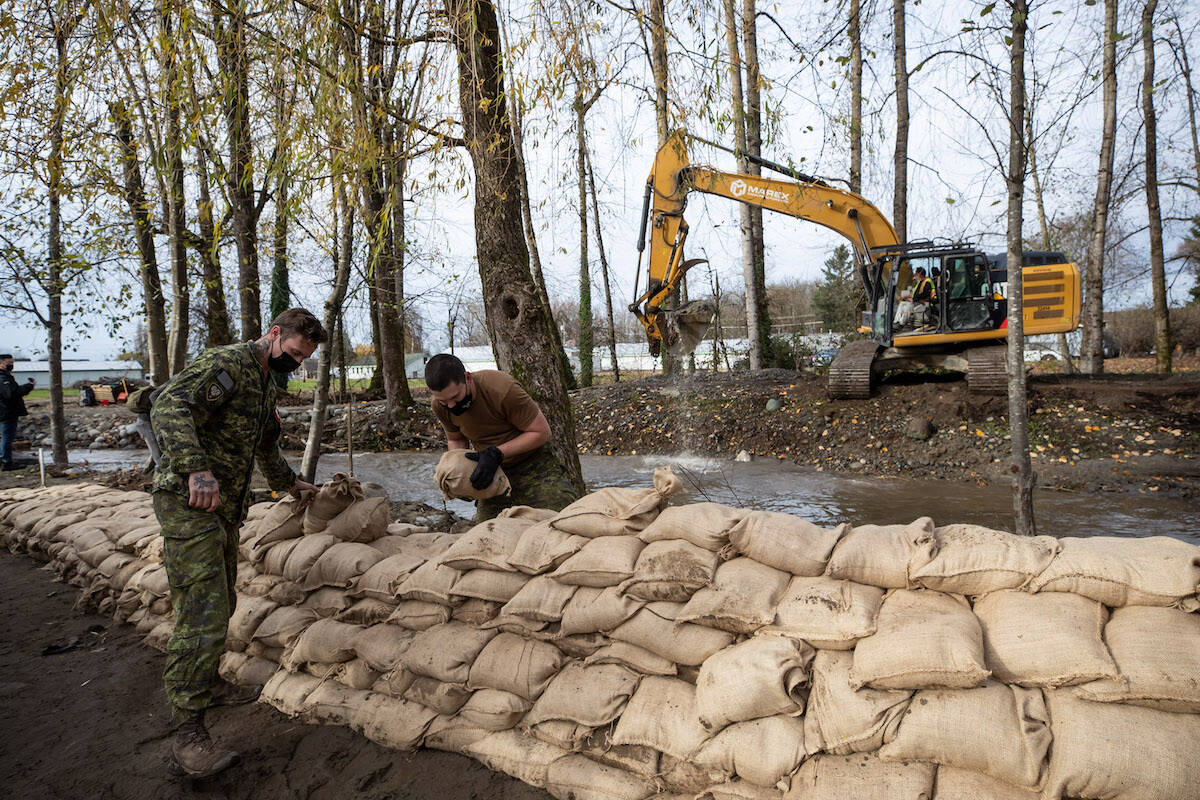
[446,391,473,415]
[267,339,301,374]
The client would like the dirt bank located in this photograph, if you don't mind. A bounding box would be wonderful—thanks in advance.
[0,551,547,800]
[12,357,1198,498]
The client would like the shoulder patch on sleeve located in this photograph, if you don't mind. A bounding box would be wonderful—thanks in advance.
[205,370,234,403]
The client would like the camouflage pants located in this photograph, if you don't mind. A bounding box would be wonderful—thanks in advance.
[152,490,240,727]
[475,445,581,522]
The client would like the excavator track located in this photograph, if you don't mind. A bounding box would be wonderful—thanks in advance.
[828,340,881,399]
[967,345,1008,395]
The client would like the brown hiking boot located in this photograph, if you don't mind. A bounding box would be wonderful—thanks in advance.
[209,679,262,707]
[170,719,238,778]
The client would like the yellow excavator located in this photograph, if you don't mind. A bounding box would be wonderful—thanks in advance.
[628,131,1081,397]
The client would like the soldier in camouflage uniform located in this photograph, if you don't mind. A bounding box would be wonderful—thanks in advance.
[425,353,580,521]
[151,308,326,778]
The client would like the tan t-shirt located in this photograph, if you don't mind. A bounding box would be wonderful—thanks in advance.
[432,370,542,464]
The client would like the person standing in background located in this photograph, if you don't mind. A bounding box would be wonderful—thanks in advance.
[0,354,35,471]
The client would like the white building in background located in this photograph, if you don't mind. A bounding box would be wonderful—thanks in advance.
[9,360,142,386]
[344,353,429,381]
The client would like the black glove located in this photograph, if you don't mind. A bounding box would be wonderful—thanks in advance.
[465,445,504,491]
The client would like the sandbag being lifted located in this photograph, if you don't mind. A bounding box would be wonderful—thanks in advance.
[435,450,512,501]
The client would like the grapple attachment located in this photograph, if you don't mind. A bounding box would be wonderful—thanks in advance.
[658,298,718,357]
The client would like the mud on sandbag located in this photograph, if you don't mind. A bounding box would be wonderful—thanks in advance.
[435,450,512,501]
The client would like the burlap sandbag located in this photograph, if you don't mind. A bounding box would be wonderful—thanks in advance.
[678,558,790,634]
[560,586,644,634]
[879,680,1051,788]
[1042,690,1200,800]
[302,542,386,590]
[452,598,502,626]
[497,505,558,522]
[639,503,749,551]
[253,495,306,549]
[825,517,937,589]
[435,449,512,501]
[803,649,911,756]
[525,662,640,728]
[910,524,1059,595]
[281,618,363,670]
[349,624,413,672]
[501,575,578,623]
[423,715,492,754]
[695,781,781,800]
[850,589,989,690]
[467,632,567,700]
[394,558,462,605]
[545,754,657,800]
[335,658,382,691]
[403,676,473,714]
[933,767,1039,800]
[785,753,936,800]
[618,539,719,602]
[467,730,570,789]
[236,655,279,687]
[507,522,588,575]
[352,695,438,750]
[1075,605,1200,712]
[696,637,813,733]
[449,568,529,603]
[322,496,389,543]
[402,621,497,684]
[1028,535,1200,609]
[242,572,284,599]
[547,467,683,538]
[528,719,594,751]
[300,681,364,727]
[727,511,847,576]
[336,597,394,626]
[303,472,363,534]
[280,533,338,581]
[584,641,677,676]
[691,715,807,789]
[262,538,302,576]
[610,602,735,666]
[612,676,710,760]
[227,596,278,652]
[267,579,307,606]
[459,688,531,731]
[551,536,645,587]
[261,671,321,717]
[252,606,319,649]
[759,575,884,649]
[373,666,417,698]
[439,517,531,571]
[974,589,1117,688]
[387,599,448,635]
[578,727,661,778]
[351,552,425,602]
[301,587,354,618]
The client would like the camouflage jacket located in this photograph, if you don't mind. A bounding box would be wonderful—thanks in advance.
[151,342,295,523]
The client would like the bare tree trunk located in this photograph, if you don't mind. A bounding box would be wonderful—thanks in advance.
[1171,16,1200,197]
[162,0,188,374]
[649,0,669,145]
[47,17,71,469]
[585,147,619,382]
[1141,0,1171,374]
[444,0,585,495]
[1081,0,1118,375]
[302,176,354,482]
[389,124,415,409]
[849,0,863,194]
[196,148,233,346]
[111,100,169,383]
[743,0,769,362]
[576,92,593,387]
[1006,0,1035,536]
[893,0,909,244]
[723,0,761,371]
[214,0,260,340]
[1026,113,1076,373]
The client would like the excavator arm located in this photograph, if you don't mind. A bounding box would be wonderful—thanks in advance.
[631,131,900,356]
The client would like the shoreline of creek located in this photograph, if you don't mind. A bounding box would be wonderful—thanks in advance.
[7,361,1198,501]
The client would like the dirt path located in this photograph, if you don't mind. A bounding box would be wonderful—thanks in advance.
[0,552,547,800]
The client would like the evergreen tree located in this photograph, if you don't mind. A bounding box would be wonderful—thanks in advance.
[812,245,859,332]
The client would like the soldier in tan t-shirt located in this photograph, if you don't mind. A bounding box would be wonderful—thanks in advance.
[426,353,580,520]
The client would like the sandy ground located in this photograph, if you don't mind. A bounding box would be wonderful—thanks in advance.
[0,552,548,800]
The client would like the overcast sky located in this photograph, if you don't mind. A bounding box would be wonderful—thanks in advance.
[2,0,1196,361]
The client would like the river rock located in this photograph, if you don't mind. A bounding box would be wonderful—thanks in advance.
[765,398,783,412]
[904,418,935,442]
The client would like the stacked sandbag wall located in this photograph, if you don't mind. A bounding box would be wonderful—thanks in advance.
[1,467,1198,800]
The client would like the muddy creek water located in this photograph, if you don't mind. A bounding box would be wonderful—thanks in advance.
[68,448,1197,543]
